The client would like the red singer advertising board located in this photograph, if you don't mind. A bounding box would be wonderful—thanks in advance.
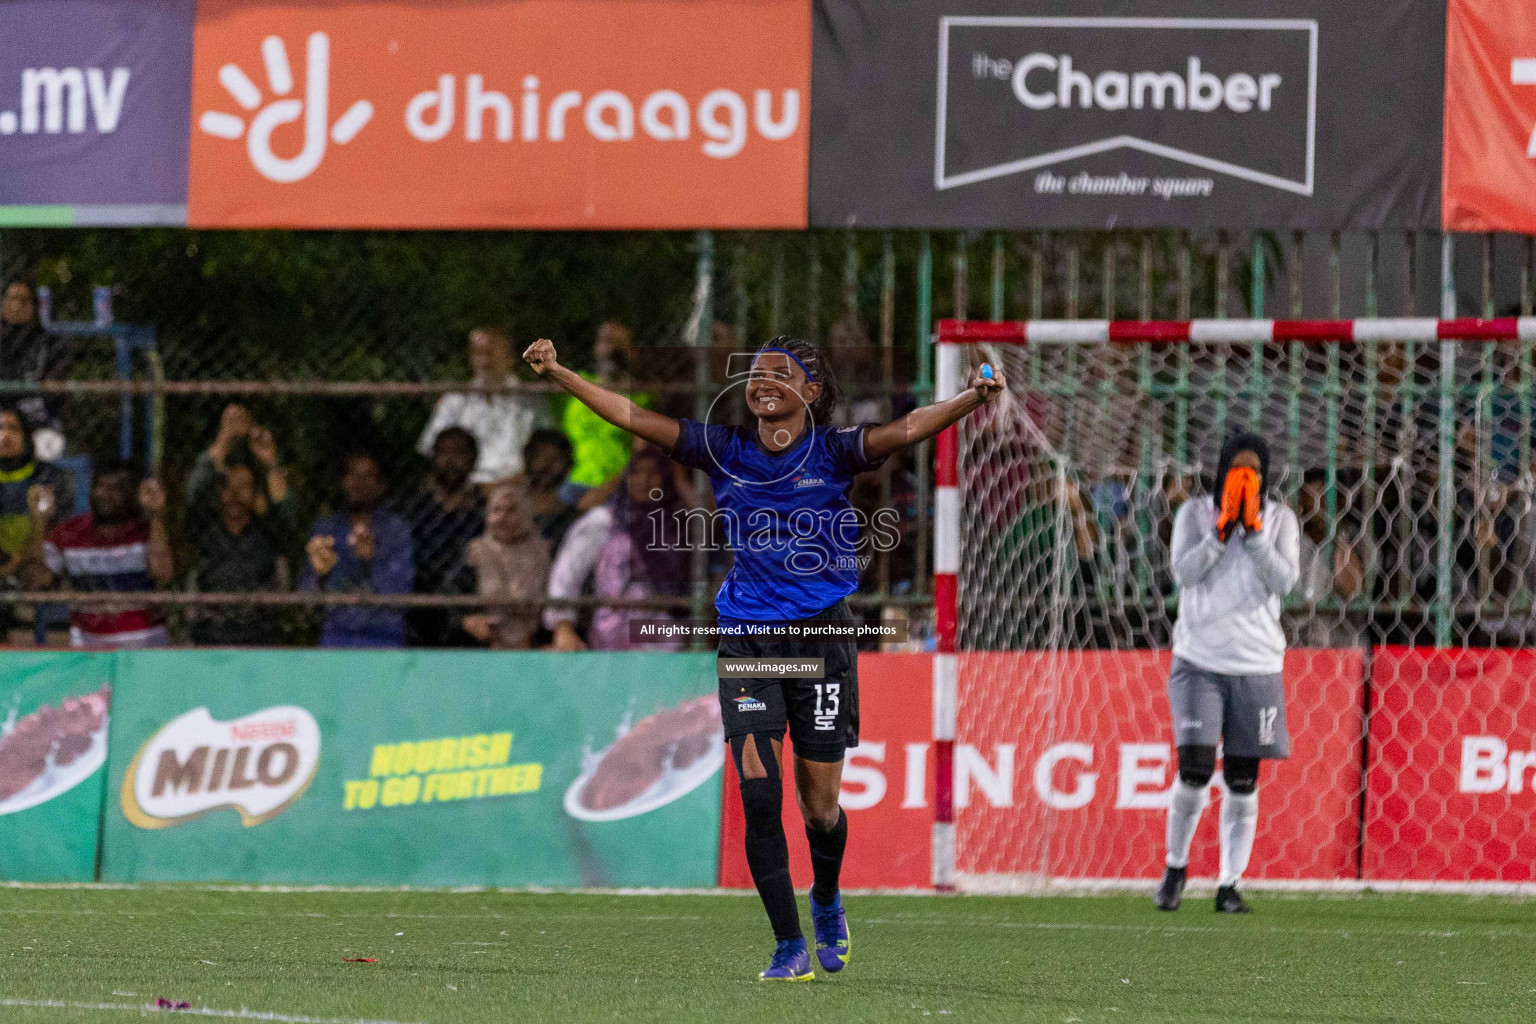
[954,649,1364,883]
[720,649,1365,889]
[1364,647,1536,882]
[719,654,933,890]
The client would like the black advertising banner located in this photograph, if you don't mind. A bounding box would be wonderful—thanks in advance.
[810,1,1443,229]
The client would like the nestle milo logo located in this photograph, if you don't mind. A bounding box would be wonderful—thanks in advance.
[121,706,321,829]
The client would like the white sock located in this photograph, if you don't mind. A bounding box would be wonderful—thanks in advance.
[1164,779,1208,869]
[1218,789,1259,887]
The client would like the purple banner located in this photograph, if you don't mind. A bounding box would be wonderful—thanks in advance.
[0,0,192,219]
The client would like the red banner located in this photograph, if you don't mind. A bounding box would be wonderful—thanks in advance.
[955,650,1364,882]
[719,654,933,890]
[1442,0,1536,231]
[1364,647,1536,881]
[187,0,809,228]
[719,649,1365,889]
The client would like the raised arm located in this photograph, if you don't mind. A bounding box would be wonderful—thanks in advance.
[523,339,680,451]
[862,364,1005,463]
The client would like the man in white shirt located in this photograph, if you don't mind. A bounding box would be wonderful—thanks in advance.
[1156,433,1300,915]
[418,327,550,485]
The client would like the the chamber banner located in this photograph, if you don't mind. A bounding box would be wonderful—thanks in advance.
[810,0,1443,229]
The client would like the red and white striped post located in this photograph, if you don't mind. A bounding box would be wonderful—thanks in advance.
[928,315,1536,889]
[931,337,963,891]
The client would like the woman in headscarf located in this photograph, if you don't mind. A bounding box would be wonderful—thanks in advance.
[542,445,690,652]
[1155,432,1300,917]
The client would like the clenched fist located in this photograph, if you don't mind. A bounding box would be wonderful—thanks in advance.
[26,484,55,520]
[522,338,559,376]
[137,479,166,518]
[969,366,1006,403]
[348,521,376,563]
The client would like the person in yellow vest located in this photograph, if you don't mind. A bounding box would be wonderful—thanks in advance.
[561,321,653,487]
[0,404,71,638]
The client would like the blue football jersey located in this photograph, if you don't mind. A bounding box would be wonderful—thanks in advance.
[669,419,885,622]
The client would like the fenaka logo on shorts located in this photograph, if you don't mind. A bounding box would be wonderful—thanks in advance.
[935,17,1317,197]
[734,695,768,712]
[121,706,321,828]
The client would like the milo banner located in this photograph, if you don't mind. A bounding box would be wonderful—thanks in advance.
[809,0,1443,229]
[102,650,722,887]
[0,652,114,881]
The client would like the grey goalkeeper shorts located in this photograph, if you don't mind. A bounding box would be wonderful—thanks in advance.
[1167,656,1291,760]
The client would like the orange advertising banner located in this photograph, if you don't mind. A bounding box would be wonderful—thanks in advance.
[187,0,809,228]
[1443,0,1536,231]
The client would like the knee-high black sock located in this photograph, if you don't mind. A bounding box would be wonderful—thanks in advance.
[740,777,802,941]
[805,808,848,904]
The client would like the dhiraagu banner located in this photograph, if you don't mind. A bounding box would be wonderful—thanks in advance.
[0,652,114,882]
[102,650,722,886]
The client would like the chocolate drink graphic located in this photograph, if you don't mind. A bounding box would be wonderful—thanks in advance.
[580,696,720,812]
[0,685,111,804]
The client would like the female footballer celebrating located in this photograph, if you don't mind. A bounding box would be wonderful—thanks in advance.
[524,335,1003,981]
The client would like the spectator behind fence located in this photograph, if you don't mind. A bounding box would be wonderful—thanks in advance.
[522,428,590,554]
[302,450,414,648]
[185,404,277,510]
[0,405,72,639]
[185,419,295,646]
[33,457,173,649]
[561,321,652,487]
[1294,469,1367,647]
[544,446,689,652]
[462,483,550,650]
[418,327,548,485]
[0,278,72,459]
[398,426,485,646]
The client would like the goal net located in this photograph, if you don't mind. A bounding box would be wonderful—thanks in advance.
[934,317,1536,890]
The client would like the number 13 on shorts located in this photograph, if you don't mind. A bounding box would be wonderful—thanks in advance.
[814,683,840,731]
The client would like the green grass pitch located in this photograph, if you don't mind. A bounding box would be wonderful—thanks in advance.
[1,886,1532,1023]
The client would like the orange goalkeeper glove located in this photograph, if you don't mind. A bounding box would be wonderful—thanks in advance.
[1239,467,1263,534]
[1216,468,1248,541]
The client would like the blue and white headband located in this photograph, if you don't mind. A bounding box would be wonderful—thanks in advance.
[754,347,815,382]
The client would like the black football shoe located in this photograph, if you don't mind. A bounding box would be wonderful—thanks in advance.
[1153,866,1187,911]
[1215,885,1252,914]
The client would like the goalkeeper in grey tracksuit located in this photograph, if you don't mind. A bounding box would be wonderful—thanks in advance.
[1156,432,1300,915]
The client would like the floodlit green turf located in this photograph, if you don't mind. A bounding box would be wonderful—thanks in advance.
[1,886,1533,1023]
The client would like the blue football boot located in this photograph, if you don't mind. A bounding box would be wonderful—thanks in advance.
[809,893,850,973]
[758,937,814,981]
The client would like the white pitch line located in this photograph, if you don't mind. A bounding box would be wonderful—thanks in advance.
[856,917,1536,941]
[0,998,421,1024]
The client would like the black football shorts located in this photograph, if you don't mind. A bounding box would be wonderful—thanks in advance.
[716,600,860,763]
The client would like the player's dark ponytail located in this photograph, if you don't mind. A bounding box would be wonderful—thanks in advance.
[760,336,841,424]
